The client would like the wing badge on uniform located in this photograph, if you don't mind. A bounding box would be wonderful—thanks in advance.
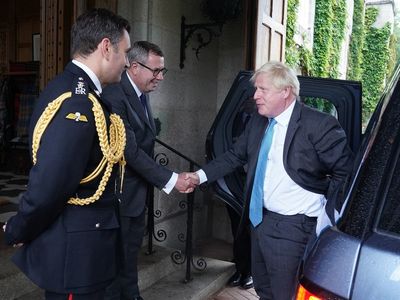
[66,112,88,122]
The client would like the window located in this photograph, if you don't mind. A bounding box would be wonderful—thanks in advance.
[301,96,338,118]
[376,141,400,236]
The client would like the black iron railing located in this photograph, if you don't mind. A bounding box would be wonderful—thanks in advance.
[146,138,207,282]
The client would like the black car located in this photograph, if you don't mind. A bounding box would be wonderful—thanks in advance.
[295,65,400,300]
[207,66,400,300]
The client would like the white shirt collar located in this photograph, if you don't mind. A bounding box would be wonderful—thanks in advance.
[126,72,143,98]
[72,59,102,95]
[274,98,296,127]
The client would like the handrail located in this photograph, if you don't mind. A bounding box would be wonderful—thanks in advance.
[146,138,206,283]
[155,138,201,168]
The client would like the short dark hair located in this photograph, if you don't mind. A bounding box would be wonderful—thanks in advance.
[70,8,130,58]
[127,41,164,64]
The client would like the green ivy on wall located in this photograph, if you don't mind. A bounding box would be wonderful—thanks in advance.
[285,0,347,77]
[327,0,346,77]
[285,0,300,68]
[312,0,347,77]
[285,1,395,123]
[361,7,391,119]
[312,0,334,77]
[347,0,365,81]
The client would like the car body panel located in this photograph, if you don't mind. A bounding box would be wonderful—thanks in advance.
[351,233,400,300]
[301,228,361,299]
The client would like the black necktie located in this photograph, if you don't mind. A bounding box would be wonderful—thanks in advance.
[139,93,148,116]
[139,93,149,120]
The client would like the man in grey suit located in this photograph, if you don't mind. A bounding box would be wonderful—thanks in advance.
[103,41,194,300]
[189,61,353,300]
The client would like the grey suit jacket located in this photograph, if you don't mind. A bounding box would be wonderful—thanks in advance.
[203,101,354,224]
[103,71,172,217]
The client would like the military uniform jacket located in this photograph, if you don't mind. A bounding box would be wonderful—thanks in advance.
[4,62,120,294]
[102,71,172,217]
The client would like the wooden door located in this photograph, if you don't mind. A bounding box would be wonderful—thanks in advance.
[40,0,73,90]
[39,0,116,90]
[254,0,288,69]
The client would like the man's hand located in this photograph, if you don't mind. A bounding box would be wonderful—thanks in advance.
[3,222,23,248]
[175,172,197,193]
[187,172,200,186]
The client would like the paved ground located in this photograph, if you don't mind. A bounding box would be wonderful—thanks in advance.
[0,171,27,224]
[196,239,259,299]
[211,286,259,300]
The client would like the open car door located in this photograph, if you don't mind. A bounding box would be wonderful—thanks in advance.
[205,71,362,215]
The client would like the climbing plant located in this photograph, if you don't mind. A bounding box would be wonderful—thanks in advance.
[285,0,347,77]
[312,0,334,77]
[347,0,365,81]
[361,7,391,119]
[327,0,346,78]
[285,0,314,75]
[285,0,300,68]
[285,0,395,124]
[312,0,347,77]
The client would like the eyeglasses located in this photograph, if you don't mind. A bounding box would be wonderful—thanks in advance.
[136,61,168,77]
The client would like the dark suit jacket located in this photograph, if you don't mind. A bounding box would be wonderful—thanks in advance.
[102,71,172,217]
[203,101,353,224]
[5,62,120,293]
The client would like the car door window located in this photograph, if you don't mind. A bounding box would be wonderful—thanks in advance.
[301,96,338,118]
[376,140,400,236]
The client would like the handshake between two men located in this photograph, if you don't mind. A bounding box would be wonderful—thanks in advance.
[175,172,201,193]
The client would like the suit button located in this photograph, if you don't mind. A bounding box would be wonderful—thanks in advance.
[95,223,100,228]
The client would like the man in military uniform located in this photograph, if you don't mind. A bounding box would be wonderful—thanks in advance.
[2,8,131,300]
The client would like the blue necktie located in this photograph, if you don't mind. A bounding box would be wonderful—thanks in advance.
[249,118,277,227]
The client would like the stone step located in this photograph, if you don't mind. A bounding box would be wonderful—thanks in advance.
[138,245,181,291]
[141,257,235,300]
[0,244,233,300]
[15,288,44,300]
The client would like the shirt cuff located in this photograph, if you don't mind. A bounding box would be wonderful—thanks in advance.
[162,172,178,194]
[196,169,208,184]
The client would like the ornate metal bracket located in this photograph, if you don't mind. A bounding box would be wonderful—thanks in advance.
[180,16,223,69]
